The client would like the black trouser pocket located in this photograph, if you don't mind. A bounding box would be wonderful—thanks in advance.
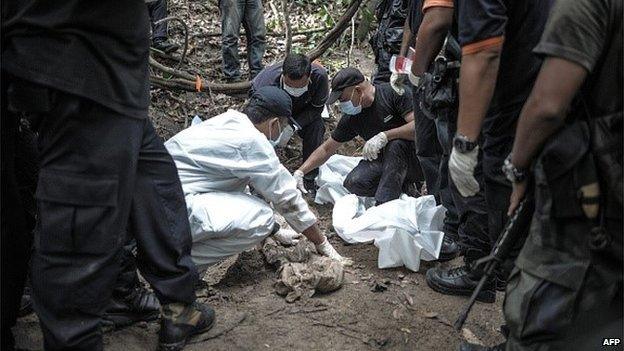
[35,169,119,255]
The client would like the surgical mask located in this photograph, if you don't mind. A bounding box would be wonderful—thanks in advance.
[275,124,295,147]
[283,83,308,97]
[339,89,362,115]
[282,77,309,97]
[268,120,295,148]
[268,120,282,147]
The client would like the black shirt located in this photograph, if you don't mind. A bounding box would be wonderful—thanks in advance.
[2,1,151,118]
[251,62,329,123]
[534,0,622,118]
[456,0,554,116]
[331,83,413,142]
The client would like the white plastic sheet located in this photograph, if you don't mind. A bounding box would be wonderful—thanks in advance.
[314,155,446,272]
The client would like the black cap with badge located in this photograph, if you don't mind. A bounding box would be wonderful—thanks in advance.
[327,67,365,104]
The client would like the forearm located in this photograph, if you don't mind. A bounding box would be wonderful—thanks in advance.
[510,58,587,168]
[301,223,324,245]
[299,144,333,174]
[510,99,565,169]
[385,120,415,141]
[399,18,413,57]
[411,8,453,76]
[456,49,501,140]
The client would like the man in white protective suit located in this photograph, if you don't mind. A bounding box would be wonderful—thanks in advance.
[165,86,350,269]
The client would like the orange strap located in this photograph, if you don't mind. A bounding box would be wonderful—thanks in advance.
[195,75,202,92]
[462,36,505,55]
[422,0,454,13]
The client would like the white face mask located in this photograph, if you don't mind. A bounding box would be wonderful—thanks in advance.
[282,76,309,97]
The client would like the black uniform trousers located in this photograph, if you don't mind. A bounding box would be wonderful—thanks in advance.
[6,76,197,350]
[481,107,527,274]
[1,83,34,351]
[147,0,169,42]
[294,107,325,184]
[414,87,490,260]
[344,139,423,204]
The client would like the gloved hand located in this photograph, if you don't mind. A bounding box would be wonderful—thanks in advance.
[448,146,480,197]
[362,132,388,161]
[316,238,353,266]
[390,72,406,95]
[273,228,303,246]
[293,170,308,194]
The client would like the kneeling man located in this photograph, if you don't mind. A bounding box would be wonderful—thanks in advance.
[165,87,348,269]
[294,67,422,204]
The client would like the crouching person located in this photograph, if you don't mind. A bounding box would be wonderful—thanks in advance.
[294,67,423,204]
[165,86,349,270]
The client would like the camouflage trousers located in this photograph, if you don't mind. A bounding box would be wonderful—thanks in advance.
[504,216,623,351]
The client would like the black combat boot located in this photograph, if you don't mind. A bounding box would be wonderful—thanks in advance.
[158,302,215,351]
[425,260,495,303]
[438,234,460,262]
[152,38,180,54]
[103,286,161,328]
[458,341,506,350]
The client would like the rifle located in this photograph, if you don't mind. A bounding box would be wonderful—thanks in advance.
[454,192,535,331]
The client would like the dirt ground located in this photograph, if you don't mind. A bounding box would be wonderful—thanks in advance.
[14,210,505,351]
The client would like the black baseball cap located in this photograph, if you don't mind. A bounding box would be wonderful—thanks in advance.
[327,67,365,104]
[249,86,292,118]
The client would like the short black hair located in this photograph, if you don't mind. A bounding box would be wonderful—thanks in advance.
[282,53,311,80]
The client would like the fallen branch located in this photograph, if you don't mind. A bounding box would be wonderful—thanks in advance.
[152,16,189,69]
[282,0,292,53]
[150,0,363,94]
[307,0,364,61]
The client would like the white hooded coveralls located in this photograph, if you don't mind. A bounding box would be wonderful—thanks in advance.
[164,110,317,268]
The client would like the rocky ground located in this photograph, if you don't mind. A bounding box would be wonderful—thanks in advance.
[13,1,506,349]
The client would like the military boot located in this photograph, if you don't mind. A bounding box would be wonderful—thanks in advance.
[158,301,215,351]
[437,234,460,262]
[103,286,161,328]
[425,259,495,303]
[459,341,506,350]
[152,38,180,54]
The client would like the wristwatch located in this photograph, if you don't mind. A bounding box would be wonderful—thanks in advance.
[502,153,527,183]
[453,133,478,153]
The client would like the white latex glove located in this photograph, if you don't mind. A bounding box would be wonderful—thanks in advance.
[390,72,406,95]
[316,238,353,266]
[273,228,303,246]
[293,170,308,194]
[362,132,388,161]
[448,145,480,197]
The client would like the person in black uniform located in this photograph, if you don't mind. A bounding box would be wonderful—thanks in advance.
[251,53,329,194]
[370,0,412,83]
[465,0,622,350]
[2,2,213,350]
[400,0,494,296]
[147,0,180,54]
[428,0,554,302]
[295,67,423,205]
